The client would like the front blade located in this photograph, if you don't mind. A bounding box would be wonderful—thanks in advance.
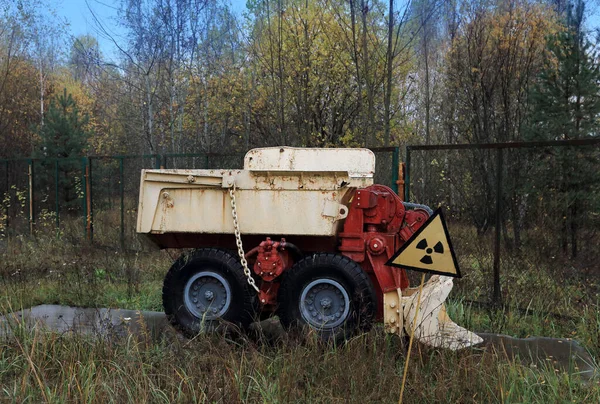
[402,275,483,350]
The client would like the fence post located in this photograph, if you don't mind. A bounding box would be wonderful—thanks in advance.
[154,154,161,169]
[55,160,60,229]
[81,157,87,239]
[404,146,411,201]
[493,148,503,306]
[4,161,8,233]
[86,158,93,242]
[161,155,167,169]
[398,163,406,201]
[392,147,399,194]
[28,159,35,235]
[119,157,125,249]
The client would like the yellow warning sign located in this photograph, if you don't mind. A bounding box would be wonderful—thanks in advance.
[386,208,461,278]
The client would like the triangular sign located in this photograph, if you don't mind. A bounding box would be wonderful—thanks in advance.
[386,208,461,278]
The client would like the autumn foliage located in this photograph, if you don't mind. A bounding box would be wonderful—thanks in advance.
[0,0,597,158]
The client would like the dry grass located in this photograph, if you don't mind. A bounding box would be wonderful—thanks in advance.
[0,319,598,403]
[0,214,599,402]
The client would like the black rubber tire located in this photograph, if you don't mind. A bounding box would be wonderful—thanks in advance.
[277,253,377,342]
[162,248,258,337]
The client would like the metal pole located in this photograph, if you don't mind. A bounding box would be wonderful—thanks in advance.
[108,169,112,210]
[4,161,8,233]
[119,157,125,249]
[161,155,167,169]
[154,154,161,169]
[82,157,87,239]
[404,147,411,201]
[399,272,426,404]
[391,147,399,194]
[86,158,93,242]
[28,160,34,235]
[55,160,59,228]
[493,148,503,306]
[398,163,406,201]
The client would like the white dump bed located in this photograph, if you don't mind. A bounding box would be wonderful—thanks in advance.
[136,147,375,237]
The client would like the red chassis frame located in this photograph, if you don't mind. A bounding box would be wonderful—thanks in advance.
[246,185,430,316]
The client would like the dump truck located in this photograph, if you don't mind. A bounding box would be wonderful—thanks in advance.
[137,147,482,349]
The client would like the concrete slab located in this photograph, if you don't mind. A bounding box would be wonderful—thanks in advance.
[0,304,172,341]
[476,333,598,383]
[1,305,597,384]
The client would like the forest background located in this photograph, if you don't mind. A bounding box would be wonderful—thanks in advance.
[2,0,600,261]
[1,2,600,400]
[2,0,599,159]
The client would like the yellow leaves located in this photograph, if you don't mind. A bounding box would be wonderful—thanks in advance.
[52,68,95,125]
[450,0,559,82]
[0,57,39,156]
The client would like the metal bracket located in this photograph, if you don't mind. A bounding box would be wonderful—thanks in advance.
[322,200,349,220]
[383,288,403,336]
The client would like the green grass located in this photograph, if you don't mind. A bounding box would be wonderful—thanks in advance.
[0,229,170,314]
[1,224,599,402]
[0,321,598,403]
[2,278,164,312]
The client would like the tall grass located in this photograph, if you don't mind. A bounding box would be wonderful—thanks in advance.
[0,320,598,403]
[0,229,170,314]
[1,213,599,402]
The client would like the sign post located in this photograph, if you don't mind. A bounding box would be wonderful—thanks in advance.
[386,208,461,404]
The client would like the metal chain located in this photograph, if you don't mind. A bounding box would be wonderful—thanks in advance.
[229,183,260,293]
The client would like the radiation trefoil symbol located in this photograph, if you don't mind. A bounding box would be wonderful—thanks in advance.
[386,208,461,278]
[415,238,444,265]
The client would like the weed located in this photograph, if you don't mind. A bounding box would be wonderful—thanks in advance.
[0,213,598,402]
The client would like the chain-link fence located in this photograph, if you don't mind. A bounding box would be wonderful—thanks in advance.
[3,142,596,318]
[405,139,600,317]
[0,148,399,249]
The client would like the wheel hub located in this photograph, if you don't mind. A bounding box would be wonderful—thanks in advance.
[320,297,332,309]
[184,271,231,320]
[300,279,350,329]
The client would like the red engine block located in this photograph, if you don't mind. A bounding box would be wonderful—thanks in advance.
[338,185,428,299]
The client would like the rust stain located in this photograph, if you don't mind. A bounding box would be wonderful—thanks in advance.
[222,190,228,226]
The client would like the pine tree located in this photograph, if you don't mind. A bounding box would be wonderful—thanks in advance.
[38,89,90,159]
[36,89,91,209]
[528,0,600,141]
[526,0,600,258]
